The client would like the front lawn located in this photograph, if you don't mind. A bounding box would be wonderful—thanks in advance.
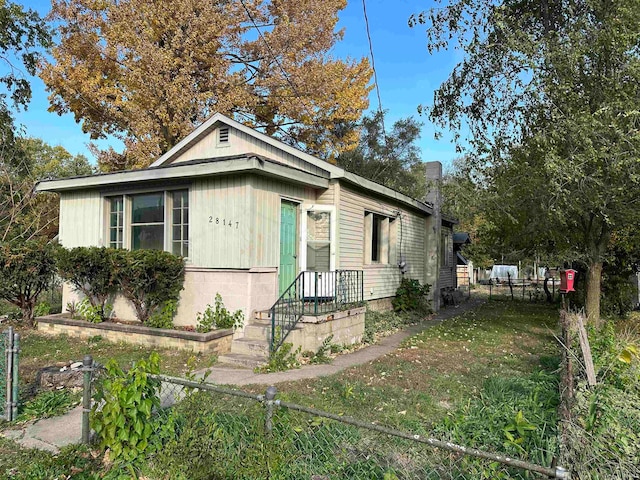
[16,327,218,386]
[265,300,561,464]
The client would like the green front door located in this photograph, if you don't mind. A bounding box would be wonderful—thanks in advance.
[279,201,298,294]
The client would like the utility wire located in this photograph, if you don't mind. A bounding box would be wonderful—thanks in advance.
[238,0,343,158]
[361,0,388,146]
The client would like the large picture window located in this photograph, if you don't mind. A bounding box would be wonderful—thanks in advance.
[131,192,165,250]
[106,189,189,256]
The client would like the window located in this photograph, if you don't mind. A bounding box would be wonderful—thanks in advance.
[109,197,124,248]
[364,212,394,265]
[172,190,189,257]
[131,192,164,250]
[441,232,451,267]
[106,189,189,255]
[306,211,330,271]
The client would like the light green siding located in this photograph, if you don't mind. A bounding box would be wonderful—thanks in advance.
[172,126,329,177]
[189,175,252,268]
[338,184,428,300]
[59,190,102,247]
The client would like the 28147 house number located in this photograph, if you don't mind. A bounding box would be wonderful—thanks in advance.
[209,216,239,229]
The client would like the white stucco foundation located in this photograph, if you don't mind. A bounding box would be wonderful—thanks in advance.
[62,266,278,328]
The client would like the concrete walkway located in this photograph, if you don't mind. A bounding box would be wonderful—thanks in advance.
[194,298,484,386]
[1,299,483,453]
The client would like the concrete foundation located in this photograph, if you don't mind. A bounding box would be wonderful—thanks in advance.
[287,306,366,353]
[61,266,278,328]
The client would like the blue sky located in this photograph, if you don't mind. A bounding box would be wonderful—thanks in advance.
[14,0,461,169]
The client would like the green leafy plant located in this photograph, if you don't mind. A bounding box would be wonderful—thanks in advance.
[77,298,111,323]
[116,249,185,324]
[503,410,537,453]
[19,390,80,421]
[255,342,301,373]
[56,246,120,322]
[308,335,334,365]
[392,278,431,313]
[0,240,58,327]
[147,300,178,329]
[196,293,244,333]
[33,301,51,317]
[91,352,162,462]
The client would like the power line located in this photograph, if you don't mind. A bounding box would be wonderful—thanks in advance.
[237,0,343,158]
[361,0,387,144]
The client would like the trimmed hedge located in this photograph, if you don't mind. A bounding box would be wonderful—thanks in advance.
[56,247,185,325]
[117,249,185,324]
[56,247,120,321]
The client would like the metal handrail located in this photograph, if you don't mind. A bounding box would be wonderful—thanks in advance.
[270,270,364,352]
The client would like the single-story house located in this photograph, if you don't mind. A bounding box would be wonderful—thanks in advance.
[36,113,454,360]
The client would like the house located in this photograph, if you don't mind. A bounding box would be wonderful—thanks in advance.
[36,113,453,361]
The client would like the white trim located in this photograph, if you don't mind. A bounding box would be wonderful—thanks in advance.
[299,204,336,273]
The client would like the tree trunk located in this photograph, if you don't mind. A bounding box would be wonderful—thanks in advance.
[585,261,603,327]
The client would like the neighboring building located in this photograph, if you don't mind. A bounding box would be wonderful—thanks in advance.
[36,113,452,330]
[454,232,473,287]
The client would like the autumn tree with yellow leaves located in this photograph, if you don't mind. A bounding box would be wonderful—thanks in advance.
[41,0,372,171]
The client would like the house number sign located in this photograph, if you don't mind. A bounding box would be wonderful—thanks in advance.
[209,216,239,229]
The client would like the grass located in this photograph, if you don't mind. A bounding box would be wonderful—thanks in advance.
[252,300,561,446]
[0,437,102,479]
[15,326,218,387]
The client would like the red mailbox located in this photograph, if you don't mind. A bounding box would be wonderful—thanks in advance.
[559,269,576,293]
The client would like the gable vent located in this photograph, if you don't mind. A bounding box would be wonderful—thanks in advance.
[218,127,230,143]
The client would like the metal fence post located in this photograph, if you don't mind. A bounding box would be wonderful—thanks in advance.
[11,332,19,421]
[264,385,277,434]
[5,327,13,421]
[82,355,93,444]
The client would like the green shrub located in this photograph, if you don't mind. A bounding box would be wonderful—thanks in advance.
[392,278,431,313]
[195,293,244,333]
[91,352,162,463]
[308,335,334,365]
[116,250,185,324]
[33,301,51,317]
[363,309,417,343]
[76,298,111,323]
[0,240,57,327]
[147,300,178,329]
[56,247,120,322]
[256,342,301,373]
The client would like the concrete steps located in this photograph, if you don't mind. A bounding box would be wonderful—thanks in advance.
[217,353,267,369]
[218,312,272,368]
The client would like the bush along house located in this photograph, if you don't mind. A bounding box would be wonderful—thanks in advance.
[36,113,455,366]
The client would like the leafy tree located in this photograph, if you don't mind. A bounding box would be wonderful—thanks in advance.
[336,111,427,199]
[1,139,93,241]
[0,0,50,151]
[41,0,372,171]
[0,240,57,326]
[413,0,640,324]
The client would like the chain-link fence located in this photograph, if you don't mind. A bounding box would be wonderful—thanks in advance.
[83,365,570,479]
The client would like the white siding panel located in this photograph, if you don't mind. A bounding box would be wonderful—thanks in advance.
[59,190,102,247]
[338,184,429,300]
[172,127,329,177]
